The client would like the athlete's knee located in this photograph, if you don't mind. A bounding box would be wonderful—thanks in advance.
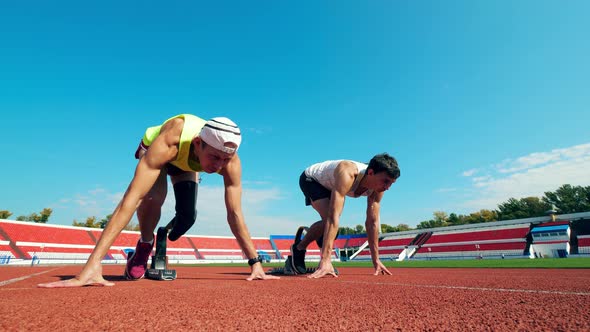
[168,181,198,241]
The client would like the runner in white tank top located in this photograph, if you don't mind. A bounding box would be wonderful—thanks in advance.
[288,154,401,279]
[305,160,374,198]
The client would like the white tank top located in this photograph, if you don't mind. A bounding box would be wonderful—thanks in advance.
[304,160,373,198]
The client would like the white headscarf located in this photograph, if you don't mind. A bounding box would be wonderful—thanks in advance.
[199,117,242,154]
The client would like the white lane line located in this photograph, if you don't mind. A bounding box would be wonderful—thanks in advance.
[0,268,60,287]
[340,280,590,296]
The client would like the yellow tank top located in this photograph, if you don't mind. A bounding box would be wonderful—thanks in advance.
[142,114,207,172]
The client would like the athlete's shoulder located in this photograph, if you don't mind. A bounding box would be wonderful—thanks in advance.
[160,117,184,135]
[337,160,360,171]
[162,114,206,129]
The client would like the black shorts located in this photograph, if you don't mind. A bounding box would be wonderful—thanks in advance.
[299,171,331,206]
[134,140,189,177]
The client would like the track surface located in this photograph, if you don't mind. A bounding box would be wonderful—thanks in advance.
[1,266,589,331]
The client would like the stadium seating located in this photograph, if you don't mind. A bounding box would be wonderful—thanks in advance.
[250,237,277,260]
[2,215,589,264]
[346,236,369,247]
[353,235,415,260]
[425,227,529,244]
[414,225,531,260]
[191,236,243,260]
[269,235,300,259]
[0,244,15,259]
[270,235,339,260]
[0,220,97,260]
[576,235,590,255]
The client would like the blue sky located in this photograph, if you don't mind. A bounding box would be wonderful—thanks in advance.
[1,1,589,237]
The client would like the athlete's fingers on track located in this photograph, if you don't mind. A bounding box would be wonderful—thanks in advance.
[246,275,280,281]
[37,279,114,288]
[373,268,392,276]
[308,269,338,279]
[37,280,81,288]
[260,276,280,280]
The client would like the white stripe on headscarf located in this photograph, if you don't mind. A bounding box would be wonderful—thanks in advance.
[199,117,242,154]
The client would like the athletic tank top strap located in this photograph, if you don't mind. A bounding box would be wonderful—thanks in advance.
[349,166,365,194]
[348,162,373,197]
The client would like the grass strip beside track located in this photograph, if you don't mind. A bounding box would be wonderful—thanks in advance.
[180,257,590,269]
[355,257,590,269]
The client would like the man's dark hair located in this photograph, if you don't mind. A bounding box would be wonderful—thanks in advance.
[367,153,400,179]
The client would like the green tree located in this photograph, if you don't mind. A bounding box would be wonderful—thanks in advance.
[497,198,527,220]
[381,223,395,233]
[338,226,356,235]
[338,225,367,235]
[395,223,411,232]
[447,213,464,226]
[100,214,112,228]
[497,197,550,221]
[463,209,498,224]
[380,223,411,233]
[72,216,102,228]
[479,209,498,222]
[433,211,448,225]
[543,184,590,214]
[38,208,52,223]
[354,224,365,234]
[416,220,435,229]
[0,210,13,219]
[15,208,53,223]
[416,211,449,229]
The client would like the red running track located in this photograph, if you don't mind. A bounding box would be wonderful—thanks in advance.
[1,266,589,331]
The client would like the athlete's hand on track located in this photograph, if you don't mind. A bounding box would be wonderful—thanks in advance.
[308,259,338,279]
[246,264,280,281]
[373,259,392,276]
[38,264,114,288]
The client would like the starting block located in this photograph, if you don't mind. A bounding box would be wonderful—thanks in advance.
[267,260,339,276]
[145,226,177,281]
[267,226,339,276]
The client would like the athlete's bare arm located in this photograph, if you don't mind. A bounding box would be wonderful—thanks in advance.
[220,154,279,281]
[366,191,392,275]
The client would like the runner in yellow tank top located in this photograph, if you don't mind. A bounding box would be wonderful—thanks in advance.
[39,114,279,288]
